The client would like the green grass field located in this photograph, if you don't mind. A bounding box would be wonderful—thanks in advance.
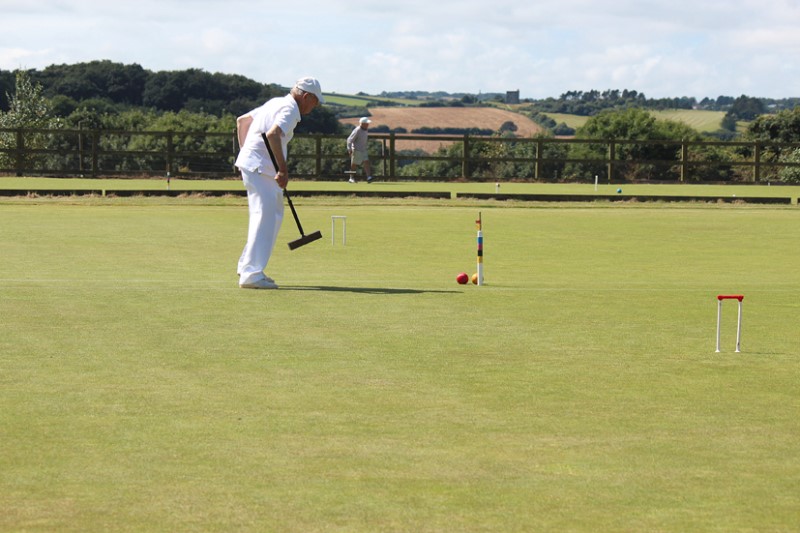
[323,94,423,107]
[3,177,800,203]
[649,110,726,133]
[542,113,591,130]
[2,194,799,531]
[326,94,731,135]
[544,110,729,133]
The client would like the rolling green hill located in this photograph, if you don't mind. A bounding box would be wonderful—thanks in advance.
[323,93,423,107]
[542,113,590,130]
[649,109,725,132]
[544,109,730,134]
[328,92,737,136]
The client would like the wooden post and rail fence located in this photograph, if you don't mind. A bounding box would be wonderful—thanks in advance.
[1,127,798,183]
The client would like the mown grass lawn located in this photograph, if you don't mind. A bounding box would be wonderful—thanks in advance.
[3,177,800,202]
[1,196,799,531]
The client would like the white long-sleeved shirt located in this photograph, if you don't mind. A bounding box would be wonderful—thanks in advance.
[235,94,301,175]
[347,125,369,153]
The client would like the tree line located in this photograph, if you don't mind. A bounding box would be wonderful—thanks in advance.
[2,60,798,137]
[0,61,278,116]
[517,89,798,116]
[394,107,800,183]
[2,61,799,182]
[528,90,800,138]
[0,65,340,176]
[0,61,341,135]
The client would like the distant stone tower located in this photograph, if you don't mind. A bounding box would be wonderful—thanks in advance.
[505,90,520,104]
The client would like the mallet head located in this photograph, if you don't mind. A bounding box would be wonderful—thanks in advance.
[287,230,323,250]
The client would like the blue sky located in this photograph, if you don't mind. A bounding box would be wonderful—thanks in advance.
[1,0,799,99]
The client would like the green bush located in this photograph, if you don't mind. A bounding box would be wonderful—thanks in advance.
[779,148,800,183]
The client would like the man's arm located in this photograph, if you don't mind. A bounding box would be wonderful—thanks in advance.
[346,127,358,152]
[265,124,289,189]
[236,114,253,148]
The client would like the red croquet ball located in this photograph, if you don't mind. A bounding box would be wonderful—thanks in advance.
[456,272,469,284]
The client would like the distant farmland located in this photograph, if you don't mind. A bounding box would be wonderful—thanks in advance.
[542,113,590,130]
[337,105,730,153]
[324,94,422,107]
[650,109,725,132]
[543,110,727,133]
[340,107,545,152]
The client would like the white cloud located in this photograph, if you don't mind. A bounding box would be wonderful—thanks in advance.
[0,47,54,69]
[729,27,800,52]
[0,0,798,98]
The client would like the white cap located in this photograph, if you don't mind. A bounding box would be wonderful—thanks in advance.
[294,77,325,104]
[359,117,371,124]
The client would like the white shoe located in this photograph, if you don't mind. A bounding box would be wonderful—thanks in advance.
[240,278,278,289]
[348,177,356,183]
[237,272,274,281]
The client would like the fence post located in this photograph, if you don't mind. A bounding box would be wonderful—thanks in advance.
[607,141,615,183]
[463,134,470,179]
[382,138,387,179]
[165,131,174,176]
[680,140,689,182]
[535,138,543,180]
[315,136,322,178]
[14,129,24,176]
[389,133,396,180]
[753,141,761,183]
[78,124,84,176]
[91,130,99,176]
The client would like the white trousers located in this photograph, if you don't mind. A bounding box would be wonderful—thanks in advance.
[237,168,284,285]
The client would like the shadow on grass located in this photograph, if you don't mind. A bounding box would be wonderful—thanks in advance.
[281,285,460,295]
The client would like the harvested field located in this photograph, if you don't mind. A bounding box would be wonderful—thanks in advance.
[341,107,545,152]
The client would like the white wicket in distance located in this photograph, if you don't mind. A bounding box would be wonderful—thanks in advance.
[716,295,743,353]
[331,216,346,246]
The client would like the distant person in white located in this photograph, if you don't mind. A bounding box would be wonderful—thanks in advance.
[234,77,324,289]
[347,117,373,183]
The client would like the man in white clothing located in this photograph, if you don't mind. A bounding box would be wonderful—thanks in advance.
[235,77,324,289]
[346,117,373,183]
